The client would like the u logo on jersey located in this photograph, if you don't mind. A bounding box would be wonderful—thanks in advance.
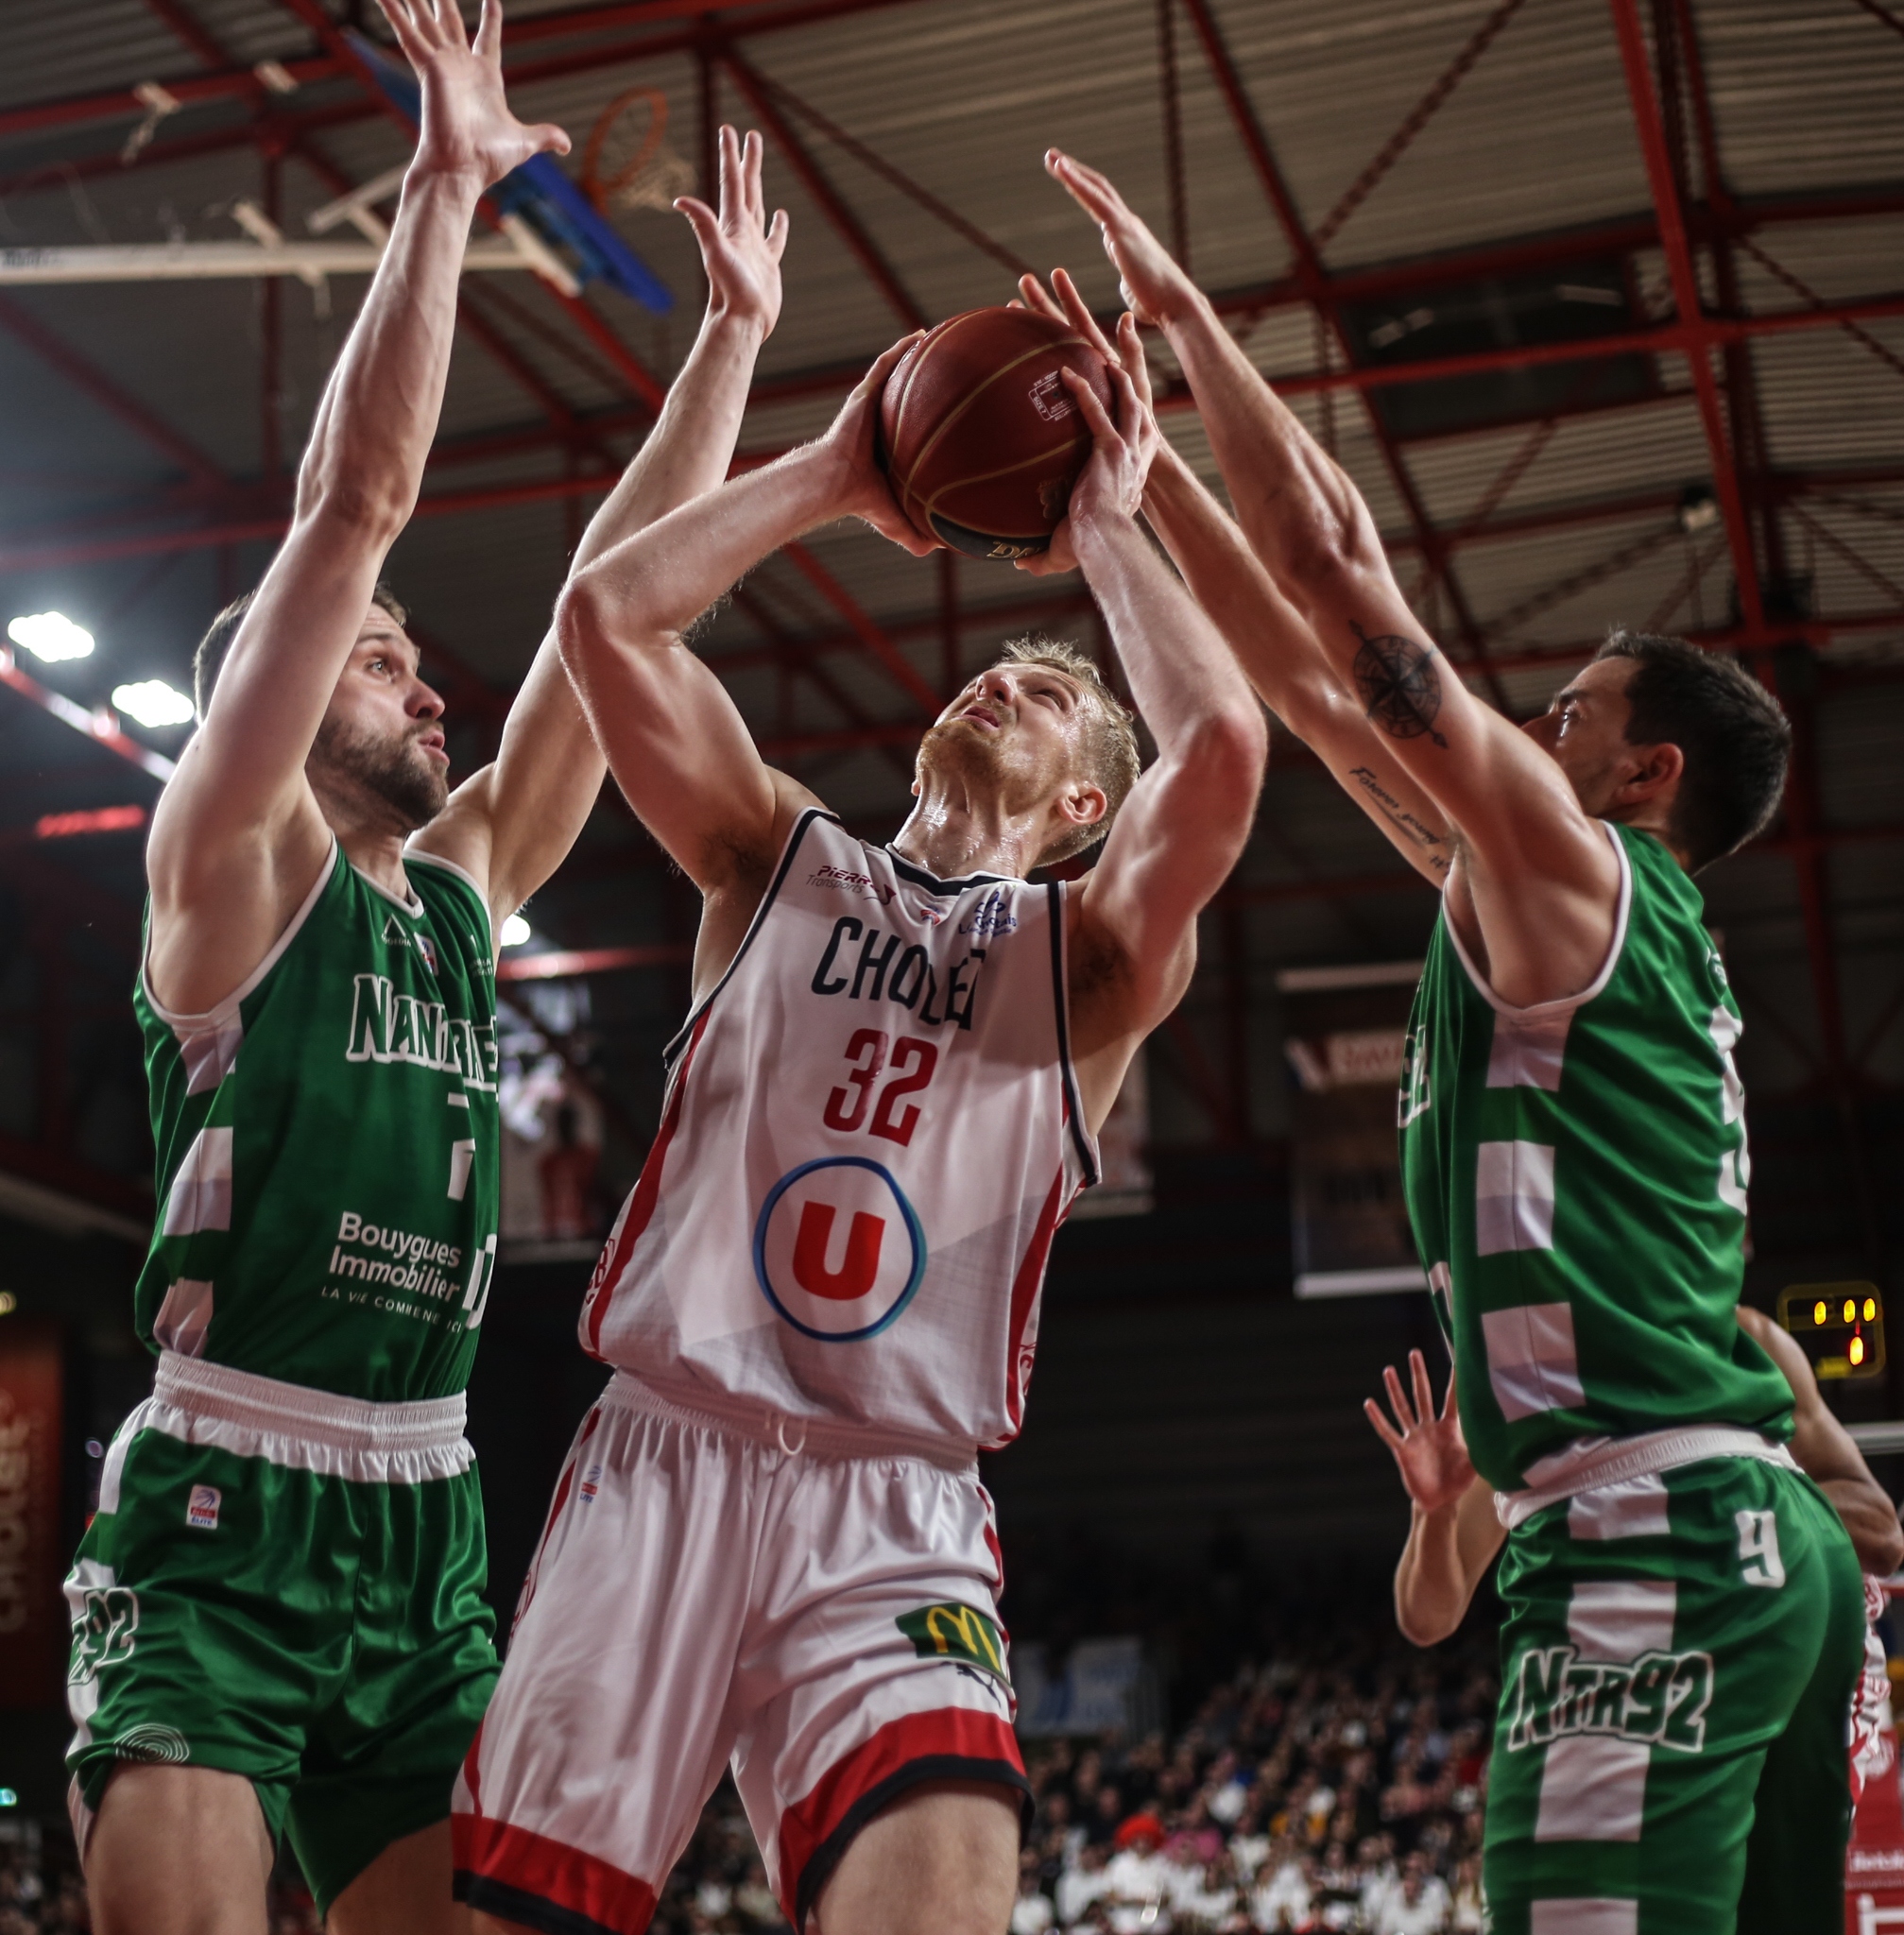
[753,1156,926,1342]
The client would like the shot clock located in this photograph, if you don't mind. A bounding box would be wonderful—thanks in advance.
[1776,1282,1885,1380]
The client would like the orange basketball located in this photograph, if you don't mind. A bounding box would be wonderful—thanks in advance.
[877,307,1113,559]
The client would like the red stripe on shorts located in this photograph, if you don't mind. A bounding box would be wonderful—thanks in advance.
[454,1815,657,1935]
[777,1707,1025,1923]
[459,1719,485,1814]
[581,1012,709,1360]
[513,1403,603,1632]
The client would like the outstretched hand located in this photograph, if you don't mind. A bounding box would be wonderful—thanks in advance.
[1012,271,1158,575]
[1044,149,1200,331]
[378,0,570,189]
[1365,1350,1476,1515]
[817,335,941,557]
[676,125,789,338]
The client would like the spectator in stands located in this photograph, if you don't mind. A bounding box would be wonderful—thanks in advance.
[1056,1842,1112,1926]
[1013,1850,1057,1935]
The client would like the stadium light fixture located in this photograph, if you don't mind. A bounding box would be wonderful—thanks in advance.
[111,678,196,728]
[8,610,94,662]
[501,914,532,948]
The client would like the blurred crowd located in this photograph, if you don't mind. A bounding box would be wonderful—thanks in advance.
[643,1621,1494,1935]
[1006,1644,1494,1935]
[0,1837,86,1935]
[7,1601,1488,1935]
[0,1833,325,1935]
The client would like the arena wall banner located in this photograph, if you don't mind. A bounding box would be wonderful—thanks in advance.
[0,1316,65,1707]
[1278,963,1426,1299]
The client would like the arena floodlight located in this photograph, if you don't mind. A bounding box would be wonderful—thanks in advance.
[111,679,196,728]
[501,914,532,948]
[8,610,94,662]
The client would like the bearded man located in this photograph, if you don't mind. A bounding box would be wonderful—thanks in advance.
[61,0,797,1920]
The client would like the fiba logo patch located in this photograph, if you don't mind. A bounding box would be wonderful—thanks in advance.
[185,1484,220,1530]
[753,1156,926,1343]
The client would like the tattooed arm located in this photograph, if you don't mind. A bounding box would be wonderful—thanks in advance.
[1045,151,1621,1006]
[1142,444,1453,885]
[1014,273,1450,884]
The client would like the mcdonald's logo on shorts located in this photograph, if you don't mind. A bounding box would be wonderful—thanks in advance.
[896,1602,1010,1684]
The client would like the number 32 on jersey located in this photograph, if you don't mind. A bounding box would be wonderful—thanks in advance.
[823,1030,939,1148]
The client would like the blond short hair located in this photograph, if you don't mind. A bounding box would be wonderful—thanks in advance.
[997,635,1142,865]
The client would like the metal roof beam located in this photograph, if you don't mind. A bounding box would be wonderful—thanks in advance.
[1608,0,1764,632]
[270,0,672,414]
[1177,0,1504,701]
[257,28,923,741]
[0,0,930,146]
[10,443,1902,579]
[140,0,245,77]
[779,541,938,715]
[0,291,227,490]
[722,47,926,332]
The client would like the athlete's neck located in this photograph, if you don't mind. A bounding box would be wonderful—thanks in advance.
[311,777,420,904]
[1597,799,1690,871]
[888,780,1046,882]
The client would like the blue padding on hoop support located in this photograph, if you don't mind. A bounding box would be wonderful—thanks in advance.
[343,30,674,314]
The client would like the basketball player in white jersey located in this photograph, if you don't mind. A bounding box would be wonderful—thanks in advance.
[452,333,1267,1933]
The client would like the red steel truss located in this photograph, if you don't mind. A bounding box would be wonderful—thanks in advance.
[3,0,1902,1167]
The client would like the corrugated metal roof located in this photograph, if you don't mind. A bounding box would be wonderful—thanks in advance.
[0,0,1898,1012]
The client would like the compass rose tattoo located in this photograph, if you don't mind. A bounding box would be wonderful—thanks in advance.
[1351,622,1448,748]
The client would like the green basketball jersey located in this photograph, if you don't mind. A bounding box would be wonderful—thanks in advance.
[132,841,501,1402]
[1398,822,1792,1490]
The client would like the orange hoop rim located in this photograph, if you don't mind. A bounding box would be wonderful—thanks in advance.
[581,87,673,210]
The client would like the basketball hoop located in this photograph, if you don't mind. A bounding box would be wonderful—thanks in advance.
[581,88,696,215]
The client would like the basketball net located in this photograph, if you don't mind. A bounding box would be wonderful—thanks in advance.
[582,87,697,215]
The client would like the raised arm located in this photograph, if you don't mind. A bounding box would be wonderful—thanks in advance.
[415,125,791,924]
[1017,270,1451,888]
[146,0,565,998]
[1141,451,1455,886]
[1739,1306,1904,1576]
[1062,322,1267,1126]
[556,338,933,995]
[1367,1351,1506,1645]
[1046,153,1621,1008]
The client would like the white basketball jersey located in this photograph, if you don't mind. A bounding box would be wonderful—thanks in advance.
[580,811,1100,1450]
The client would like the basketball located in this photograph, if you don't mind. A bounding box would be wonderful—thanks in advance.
[877,306,1114,560]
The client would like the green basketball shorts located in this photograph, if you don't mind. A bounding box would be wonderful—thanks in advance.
[64,1352,498,1915]
[1485,1449,1866,1935]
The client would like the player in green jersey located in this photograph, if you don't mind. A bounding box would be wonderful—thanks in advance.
[66,0,796,1926]
[1031,157,1865,1932]
[1366,1313,1901,1926]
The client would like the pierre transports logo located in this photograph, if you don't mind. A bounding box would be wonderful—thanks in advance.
[1506,1642,1714,1755]
[897,1602,1010,1684]
[809,865,896,906]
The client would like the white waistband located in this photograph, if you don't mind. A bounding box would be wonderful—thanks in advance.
[102,1352,476,1492]
[606,1373,977,1473]
[155,1351,467,1450]
[1495,1424,1800,1531]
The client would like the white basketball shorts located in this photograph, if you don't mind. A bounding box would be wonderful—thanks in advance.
[451,1374,1029,1934]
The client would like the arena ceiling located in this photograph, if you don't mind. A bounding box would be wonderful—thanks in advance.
[1,0,1901,1259]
